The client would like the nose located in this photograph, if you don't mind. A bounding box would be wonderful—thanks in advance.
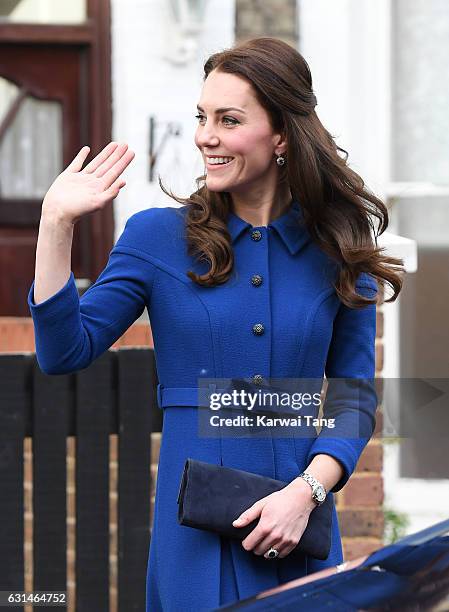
[195,121,220,149]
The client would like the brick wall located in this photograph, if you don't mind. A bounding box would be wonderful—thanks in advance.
[0,317,153,353]
[235,0,297,46]
[339,297,385,560]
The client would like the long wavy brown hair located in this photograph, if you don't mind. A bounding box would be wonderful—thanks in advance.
[160,37,404,308]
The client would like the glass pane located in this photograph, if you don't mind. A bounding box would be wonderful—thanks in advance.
[169,0,207,22]
[0,0,86,24]
[392,197,449,479]
[0,77,63,199]
[392,0,449,183]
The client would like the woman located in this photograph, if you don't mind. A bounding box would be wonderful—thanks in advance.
[28,37,404,611]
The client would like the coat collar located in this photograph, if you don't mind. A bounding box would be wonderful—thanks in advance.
[226,199,312,255]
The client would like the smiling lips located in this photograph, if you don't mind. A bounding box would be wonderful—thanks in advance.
[205,156,235,169]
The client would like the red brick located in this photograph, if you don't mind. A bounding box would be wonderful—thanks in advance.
[150,464,158,498]
[0,317,153,352]
[24,456,32,483]
[373,409,384,437]
[111,322,153,348]
[338,508,384,537]
[343,475,384,507]
[376,311,384,338]
[24,516,33,541]
[150,496,155,528]
[334,491,343,508]
[375,342,384,371]
[342,537,382,561]
[356,443,383,473]
[110,492,117,525]
[110,435,118,461]
[151,433,161,464]
[67,488,75,518]
[110,524,117,554]
[110,463,117,490]
[374,376,384,404]
[0,317,34,351]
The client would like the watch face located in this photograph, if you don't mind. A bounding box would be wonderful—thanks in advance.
[314,486,326,503]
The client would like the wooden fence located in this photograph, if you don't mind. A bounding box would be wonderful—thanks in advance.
[0,348,161,612]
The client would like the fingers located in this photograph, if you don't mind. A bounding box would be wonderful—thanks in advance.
[255,531,279,555]
[101,176,126,202]
[240,515,298,558]
[244,525,279,556]
[67,146,91,173]
[83,141,121,175]
[233,499,263,527]
[101,149,135,190]
[257,534,298,559]
[263,541,284,559]
[255,535,290,559]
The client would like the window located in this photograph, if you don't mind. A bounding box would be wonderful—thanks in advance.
[0,0,86,24]
[0,77,63,200]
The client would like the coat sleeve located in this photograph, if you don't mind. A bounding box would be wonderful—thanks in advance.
[305,272,378,492]
[27,211,157,375]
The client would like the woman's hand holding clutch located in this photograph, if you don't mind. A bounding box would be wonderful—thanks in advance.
[232,479,318,559]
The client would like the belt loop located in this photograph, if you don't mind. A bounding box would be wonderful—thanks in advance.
[208,382,218,405]
[157,383,163,410]
[197,382,217,407]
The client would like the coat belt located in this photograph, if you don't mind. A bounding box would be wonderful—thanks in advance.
[156,383,227,410]
[156,381,324,415]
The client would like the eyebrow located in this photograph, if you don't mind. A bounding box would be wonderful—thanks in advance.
[196,104,246,114]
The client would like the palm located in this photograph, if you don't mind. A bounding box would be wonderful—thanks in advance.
[43,142,135,224]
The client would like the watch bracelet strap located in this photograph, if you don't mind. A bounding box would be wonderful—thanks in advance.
[299,471,327,494]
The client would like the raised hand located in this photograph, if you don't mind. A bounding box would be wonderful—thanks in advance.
[42,142,135,225]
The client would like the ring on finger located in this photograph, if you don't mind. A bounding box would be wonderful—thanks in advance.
[264,546,280,560]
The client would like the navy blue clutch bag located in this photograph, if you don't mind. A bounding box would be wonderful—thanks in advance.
[177,458,333,560]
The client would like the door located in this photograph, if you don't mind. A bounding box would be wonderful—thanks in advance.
[0,0,113,316]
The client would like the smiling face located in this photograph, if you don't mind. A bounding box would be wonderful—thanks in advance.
[194,69,286,196]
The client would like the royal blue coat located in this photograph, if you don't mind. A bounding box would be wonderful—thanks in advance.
[27,200,378,611]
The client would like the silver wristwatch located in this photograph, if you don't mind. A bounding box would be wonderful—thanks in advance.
[298,471,327,506]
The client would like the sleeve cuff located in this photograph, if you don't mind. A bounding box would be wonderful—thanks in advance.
[27,272,83,374]
[27,272,79,318]
[305,437,369,493]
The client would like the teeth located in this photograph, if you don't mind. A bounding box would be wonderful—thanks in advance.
[207,157,234,165]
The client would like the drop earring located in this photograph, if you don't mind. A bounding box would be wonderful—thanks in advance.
[276,154,286,166]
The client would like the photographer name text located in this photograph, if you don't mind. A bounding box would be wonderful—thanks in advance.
[209,415,335,428]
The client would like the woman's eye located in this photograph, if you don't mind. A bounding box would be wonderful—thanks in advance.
[223,116,239,126]
[194,114,239,126]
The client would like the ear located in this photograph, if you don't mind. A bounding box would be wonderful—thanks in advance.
[273,130,288,156]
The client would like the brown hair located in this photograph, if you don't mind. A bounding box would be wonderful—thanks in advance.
[160,37,404,308]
